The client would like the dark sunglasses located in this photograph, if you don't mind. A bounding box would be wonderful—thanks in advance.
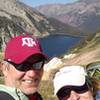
[6,60,45,71]
[57,83,89,100]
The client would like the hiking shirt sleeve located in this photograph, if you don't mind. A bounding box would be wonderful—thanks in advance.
[0,91,15,100]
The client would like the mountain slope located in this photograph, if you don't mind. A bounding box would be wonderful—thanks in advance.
[0,0,81,51]
[63,32,100,65]
[36,0,100,34]
[0,0,55,36]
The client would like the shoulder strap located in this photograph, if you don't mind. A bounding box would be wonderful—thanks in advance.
[29,92,43,100]
[0,91,15,100]
[36,92,43,100]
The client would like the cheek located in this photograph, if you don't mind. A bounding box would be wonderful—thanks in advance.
[14,71,25,80]
[80,91,93,99]
[39,69,44,77]
[33,69,43,79]
[5,68,25,87]
[9,67,25,80]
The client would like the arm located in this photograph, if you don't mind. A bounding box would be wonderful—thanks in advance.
[0,91,15,100]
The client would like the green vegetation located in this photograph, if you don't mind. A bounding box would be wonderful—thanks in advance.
[0,16,24,34]
[86,61,100,81]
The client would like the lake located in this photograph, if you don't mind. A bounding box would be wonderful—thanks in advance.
[39,34,82,58]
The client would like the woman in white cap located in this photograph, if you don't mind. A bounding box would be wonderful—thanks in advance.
[53,65,94,100]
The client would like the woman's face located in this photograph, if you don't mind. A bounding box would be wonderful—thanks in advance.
[3,55,44,95]
[4,63,43,95]
[57,84,94,100]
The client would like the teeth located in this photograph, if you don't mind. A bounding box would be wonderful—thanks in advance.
[25,80,32,83]
[22,78,40,84]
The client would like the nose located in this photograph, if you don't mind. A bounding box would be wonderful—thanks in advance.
[70,91,80,100]
[27,70,36,77]
[26,69,43,78]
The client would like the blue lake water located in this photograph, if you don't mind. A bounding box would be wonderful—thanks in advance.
[39,34,82,58]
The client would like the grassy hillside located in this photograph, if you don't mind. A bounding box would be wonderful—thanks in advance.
[62,32,100,65]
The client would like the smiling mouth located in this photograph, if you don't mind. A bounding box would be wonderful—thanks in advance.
[22,78,40,86]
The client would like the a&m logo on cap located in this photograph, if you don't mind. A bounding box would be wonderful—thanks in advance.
[22,37,37,47]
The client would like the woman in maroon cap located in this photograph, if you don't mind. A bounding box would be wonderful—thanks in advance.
[0,35,47,100]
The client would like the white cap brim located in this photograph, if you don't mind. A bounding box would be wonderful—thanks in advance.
[53,66,87,95]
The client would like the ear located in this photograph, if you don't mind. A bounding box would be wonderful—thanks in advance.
[2,62,9,77]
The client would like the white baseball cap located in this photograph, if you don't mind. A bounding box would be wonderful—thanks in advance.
[53,65,87,95]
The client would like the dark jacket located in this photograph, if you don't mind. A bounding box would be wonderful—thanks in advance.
[29,92,43,100]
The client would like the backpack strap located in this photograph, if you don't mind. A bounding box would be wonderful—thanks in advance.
[29,92,43,100]
[36,93,43,100]
[0,91,15,100]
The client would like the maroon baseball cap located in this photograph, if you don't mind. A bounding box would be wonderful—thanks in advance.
[4,35,47,64]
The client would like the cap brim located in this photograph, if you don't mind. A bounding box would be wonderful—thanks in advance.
[54,73,86,95]
[11,50,47,64]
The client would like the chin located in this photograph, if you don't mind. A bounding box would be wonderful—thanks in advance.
[23,87,38,95]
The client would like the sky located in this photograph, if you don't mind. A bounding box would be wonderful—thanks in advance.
[20,0,78,7]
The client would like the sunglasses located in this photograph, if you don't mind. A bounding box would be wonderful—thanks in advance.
[6,60,45,71]
[57,83,89,100]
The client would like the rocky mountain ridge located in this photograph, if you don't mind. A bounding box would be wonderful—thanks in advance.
[36,0,100,34]
[0,0,83,48]
[0,0,55,36]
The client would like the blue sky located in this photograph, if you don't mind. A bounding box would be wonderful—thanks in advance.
[20,0,78,7]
